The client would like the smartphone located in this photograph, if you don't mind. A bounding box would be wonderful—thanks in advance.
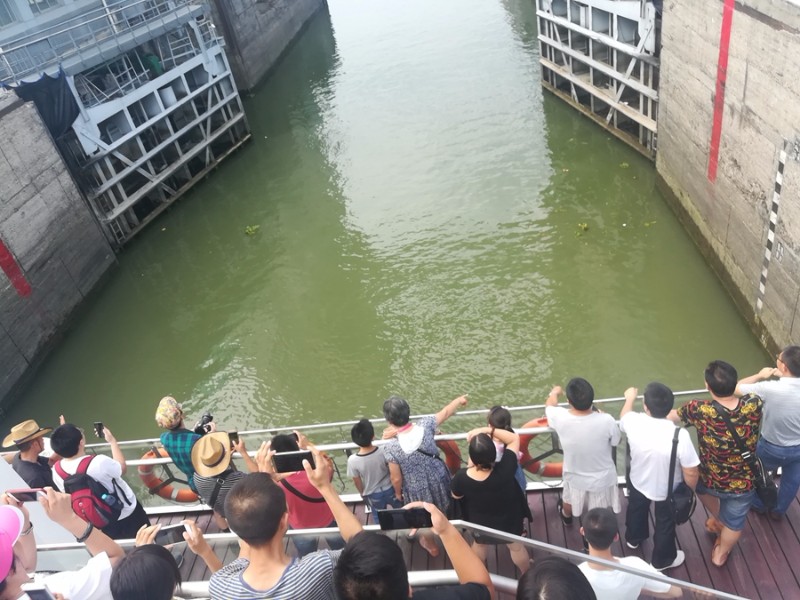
[93,421,104,438]
[154,523,188,545]
[229,430,239,446]
[20,582,56,599]
[272,450,314,473]
[377,508,434,531]
[6,488,45,503]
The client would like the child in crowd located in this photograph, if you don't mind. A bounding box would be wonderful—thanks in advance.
[487,406,528,492]
[347,419,402,521]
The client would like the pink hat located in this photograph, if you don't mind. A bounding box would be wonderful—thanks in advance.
[0,505,24,580]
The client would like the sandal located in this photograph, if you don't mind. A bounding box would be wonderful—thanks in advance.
[711,538,730,567]
[556,497,573,525]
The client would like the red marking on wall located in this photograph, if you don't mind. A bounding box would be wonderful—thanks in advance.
[708,0,736,183]
[0,238,31,297]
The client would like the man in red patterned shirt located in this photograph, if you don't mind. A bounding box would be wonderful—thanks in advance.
[668,360,762,567]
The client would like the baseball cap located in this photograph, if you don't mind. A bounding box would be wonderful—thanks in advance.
[0,505,24,580]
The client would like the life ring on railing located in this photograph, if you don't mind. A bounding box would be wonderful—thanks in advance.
[436,440,463,475]
[138,448,199,503]
[518,417,563,478]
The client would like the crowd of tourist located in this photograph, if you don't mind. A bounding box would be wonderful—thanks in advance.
[2,346,800,599]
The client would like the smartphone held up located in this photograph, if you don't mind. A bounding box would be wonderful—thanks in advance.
[272,450,315,473]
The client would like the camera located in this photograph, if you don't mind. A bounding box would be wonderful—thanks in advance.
[193,412,214,435]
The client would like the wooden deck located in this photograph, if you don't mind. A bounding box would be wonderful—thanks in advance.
[156,487,800,599]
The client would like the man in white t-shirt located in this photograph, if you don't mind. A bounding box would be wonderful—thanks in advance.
[545,378,621,525]
[619,383,699,571]
[50,423,150,540]
[579,507,682,599]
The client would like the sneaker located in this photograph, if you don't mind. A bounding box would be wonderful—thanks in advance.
[625,540,641,550]
[556,497,573,525]
[654,550,685,571]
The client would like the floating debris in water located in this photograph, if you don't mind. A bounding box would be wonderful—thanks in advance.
[644,221,657,227]
[244,225,261,236]
[578,223,589,232]
[620,162,630,168]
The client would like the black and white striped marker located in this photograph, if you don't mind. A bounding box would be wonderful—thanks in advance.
[756,140,788,314]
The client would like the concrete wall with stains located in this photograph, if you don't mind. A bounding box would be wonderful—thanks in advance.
[0,90,115,409]
[210,0,328,92]
[656,0,800,351]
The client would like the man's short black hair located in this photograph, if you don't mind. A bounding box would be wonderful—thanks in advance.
[50,424,82,458]
[224,473,287,548]
[643,382,674,418]
[468,433,497,469]
[516,555,597,600]
[334,531,408,600]
[705,360,738,397]
[582,507,618,550]
[566,377,594,411]
[351,419,375,448]
[110,544,181,600]
[780,346,800,377]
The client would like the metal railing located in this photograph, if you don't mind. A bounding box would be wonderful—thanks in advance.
[33,520,745,599]
[0,0,201,83]
[83,388,708,453]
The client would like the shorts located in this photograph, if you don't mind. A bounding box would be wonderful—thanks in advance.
[696,481,755,531]
[562,480,621,516]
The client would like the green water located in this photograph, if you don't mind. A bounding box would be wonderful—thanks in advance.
[0,0,768,441]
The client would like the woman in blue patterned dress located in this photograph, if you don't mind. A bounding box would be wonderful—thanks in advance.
[381,393,467,555]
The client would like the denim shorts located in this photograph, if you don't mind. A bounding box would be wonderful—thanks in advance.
[364,487,402,523]
[696,481,755,531]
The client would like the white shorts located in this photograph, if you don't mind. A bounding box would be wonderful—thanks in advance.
[562,481,621,516]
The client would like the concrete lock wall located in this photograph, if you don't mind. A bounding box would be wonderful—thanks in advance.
[656,0,800,352]
[0,91,115,407]
[210,0,328,92]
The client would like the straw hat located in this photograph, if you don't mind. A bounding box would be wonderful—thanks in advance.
[0,505,24,580]
[2,419,52,448]
[191,432,232,477]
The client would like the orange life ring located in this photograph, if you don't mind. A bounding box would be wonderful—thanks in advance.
[138,448,199,503]
[518,417,563,478]
[436,439,463,475]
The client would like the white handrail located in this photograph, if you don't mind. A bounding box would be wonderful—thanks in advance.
[85,388,708,450]
[34,520,744,600]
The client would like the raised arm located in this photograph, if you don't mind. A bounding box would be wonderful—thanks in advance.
[1,493,36,572]
[619,387,638,419]
[40,487,125,566]
[182,519,224,572]
[545,386,563,407]
[304,445,363,542]
[435,395,468,427]
[735,367,779,396]
[233,438,259,473]
[103,426,127,475]
[420,501,495,598]
[468,426,520,454]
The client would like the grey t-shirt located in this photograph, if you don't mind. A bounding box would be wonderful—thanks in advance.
[739,378,800,446]
[346,447,392,496]
[545,406,621,490]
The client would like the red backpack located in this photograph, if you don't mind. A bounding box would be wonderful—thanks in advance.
[54,455,129,528]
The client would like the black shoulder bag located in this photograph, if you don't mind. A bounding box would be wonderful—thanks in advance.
[711,401,777,511]
[668,427,696,525]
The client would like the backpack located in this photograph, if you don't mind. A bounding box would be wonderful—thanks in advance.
[54,455,130,528]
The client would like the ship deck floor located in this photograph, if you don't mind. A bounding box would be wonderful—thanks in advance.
[158,487,800,599]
